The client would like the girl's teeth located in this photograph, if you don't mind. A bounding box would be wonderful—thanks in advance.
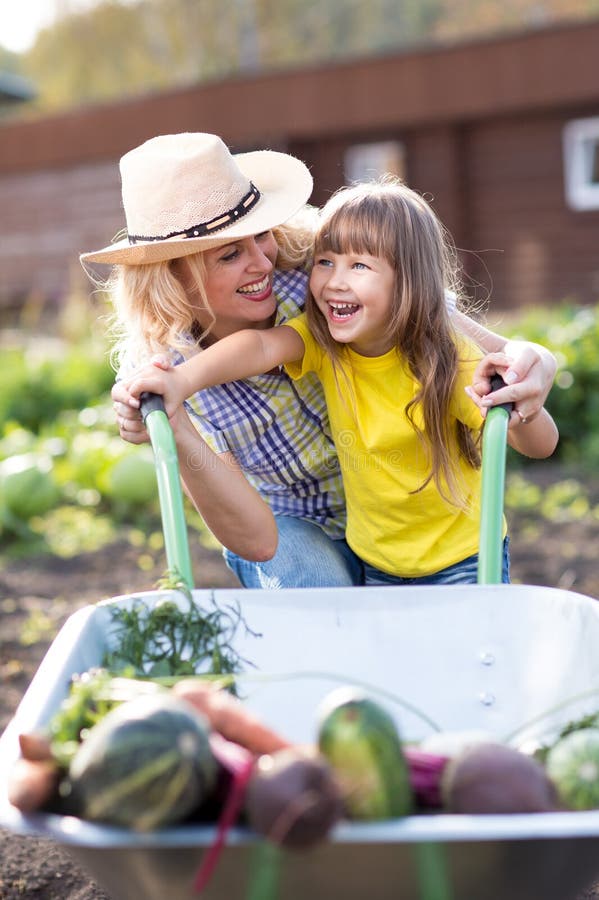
[330,302,359,318]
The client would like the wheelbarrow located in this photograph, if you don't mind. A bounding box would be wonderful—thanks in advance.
[2,391,599,900]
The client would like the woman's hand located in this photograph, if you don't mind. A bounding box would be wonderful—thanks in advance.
[466,352,521,427]
[466,340,557,425]
[467,350,559,458]
[452,311,557,424]
[112,377,278,560]
[112,380,148,444]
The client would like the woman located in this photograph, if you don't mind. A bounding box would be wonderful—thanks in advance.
[82,132,557,589]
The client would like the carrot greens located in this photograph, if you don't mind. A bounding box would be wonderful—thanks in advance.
[48,669,163,767]
[101,584,260,681]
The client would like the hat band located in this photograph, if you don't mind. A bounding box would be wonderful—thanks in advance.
[128,182,261,245]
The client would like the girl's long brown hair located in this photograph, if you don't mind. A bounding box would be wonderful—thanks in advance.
[305,178,480,506]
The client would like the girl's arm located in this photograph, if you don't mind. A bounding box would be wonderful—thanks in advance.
[454,309,557,421]
[468,352,559,459]
[121,326,305,415]
[111,382,278,561]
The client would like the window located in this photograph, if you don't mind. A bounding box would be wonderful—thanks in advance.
[563,117,599,211]
[344,140,405,184]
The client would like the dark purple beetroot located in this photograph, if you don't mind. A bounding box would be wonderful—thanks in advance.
[245,746,344,848]
[441,742,559,814]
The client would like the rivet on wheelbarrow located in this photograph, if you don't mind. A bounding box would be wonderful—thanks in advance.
[479,692,496,706]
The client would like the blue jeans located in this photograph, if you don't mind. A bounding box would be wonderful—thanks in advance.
[223,515,364,589]
[363,538,510,586]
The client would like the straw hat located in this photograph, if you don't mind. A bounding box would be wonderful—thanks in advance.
[80,132,313,266]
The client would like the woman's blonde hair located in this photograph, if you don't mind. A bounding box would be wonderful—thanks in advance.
[105,208,317,371]
[305,177,480,506]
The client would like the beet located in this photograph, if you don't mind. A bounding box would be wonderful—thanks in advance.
[244,747,343,848]
[404,747,449,809]
[441,742,559,814]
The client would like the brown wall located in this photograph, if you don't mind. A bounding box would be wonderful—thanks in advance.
[1,19,599,312]
[292,107,599,312]
[458,109,599,310]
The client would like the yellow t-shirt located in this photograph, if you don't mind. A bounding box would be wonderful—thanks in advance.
[285,314,491,577]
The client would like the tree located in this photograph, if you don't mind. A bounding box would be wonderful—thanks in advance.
[6,0,599,116]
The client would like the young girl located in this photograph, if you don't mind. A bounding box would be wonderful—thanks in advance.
[121,178,558,585]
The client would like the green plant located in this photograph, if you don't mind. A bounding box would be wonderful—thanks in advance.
[0,345,113,434]
[503,303,599,466]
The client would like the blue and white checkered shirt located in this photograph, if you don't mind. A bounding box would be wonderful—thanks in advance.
[181,268,347,538]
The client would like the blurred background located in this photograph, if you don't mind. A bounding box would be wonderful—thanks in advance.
[2,0,599,317]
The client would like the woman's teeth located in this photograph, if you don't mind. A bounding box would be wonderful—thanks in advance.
[238,276,270,295]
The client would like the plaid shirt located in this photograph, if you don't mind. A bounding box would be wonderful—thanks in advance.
[181,268,346,538]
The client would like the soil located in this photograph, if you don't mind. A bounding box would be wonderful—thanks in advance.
[2,461,599,899]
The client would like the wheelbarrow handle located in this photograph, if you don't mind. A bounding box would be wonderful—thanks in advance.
[140,391,168,421]
[489,373,515,415]
[139,391,195,592]
[477,375,513,585]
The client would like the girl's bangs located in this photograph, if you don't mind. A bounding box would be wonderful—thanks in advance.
[316,202,391,259]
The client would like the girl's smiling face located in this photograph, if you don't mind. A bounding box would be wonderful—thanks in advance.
[309,250,396,357]
[188,231,279,339]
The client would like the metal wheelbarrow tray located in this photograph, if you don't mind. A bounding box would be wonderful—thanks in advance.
[2,396,599,900]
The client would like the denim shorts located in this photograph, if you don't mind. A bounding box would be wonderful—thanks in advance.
[223,515,364,589]
[363,537,510,587]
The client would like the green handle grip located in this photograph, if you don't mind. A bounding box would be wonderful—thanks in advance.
[140,392,194,591]
[477,376,513,585]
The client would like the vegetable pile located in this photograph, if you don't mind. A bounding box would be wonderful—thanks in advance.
[11,675,599,832]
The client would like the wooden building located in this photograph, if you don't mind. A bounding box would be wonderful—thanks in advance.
[1,18,598,313]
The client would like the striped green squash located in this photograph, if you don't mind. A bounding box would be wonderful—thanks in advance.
[66,693,217,831]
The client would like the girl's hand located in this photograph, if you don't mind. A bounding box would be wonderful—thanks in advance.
[112,355,178,440]
[119,355,189,419]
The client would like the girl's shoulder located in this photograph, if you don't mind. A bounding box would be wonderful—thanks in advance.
[273,267,309,325]
[454,331,484,367]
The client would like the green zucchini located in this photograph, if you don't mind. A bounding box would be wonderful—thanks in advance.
[317,687,412,820]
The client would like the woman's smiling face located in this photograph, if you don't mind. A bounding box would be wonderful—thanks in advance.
[191,231,279,338]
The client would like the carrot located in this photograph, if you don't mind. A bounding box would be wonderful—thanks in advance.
[8,757,59,813]
[18,731,53,762]
[172,679,292,756]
